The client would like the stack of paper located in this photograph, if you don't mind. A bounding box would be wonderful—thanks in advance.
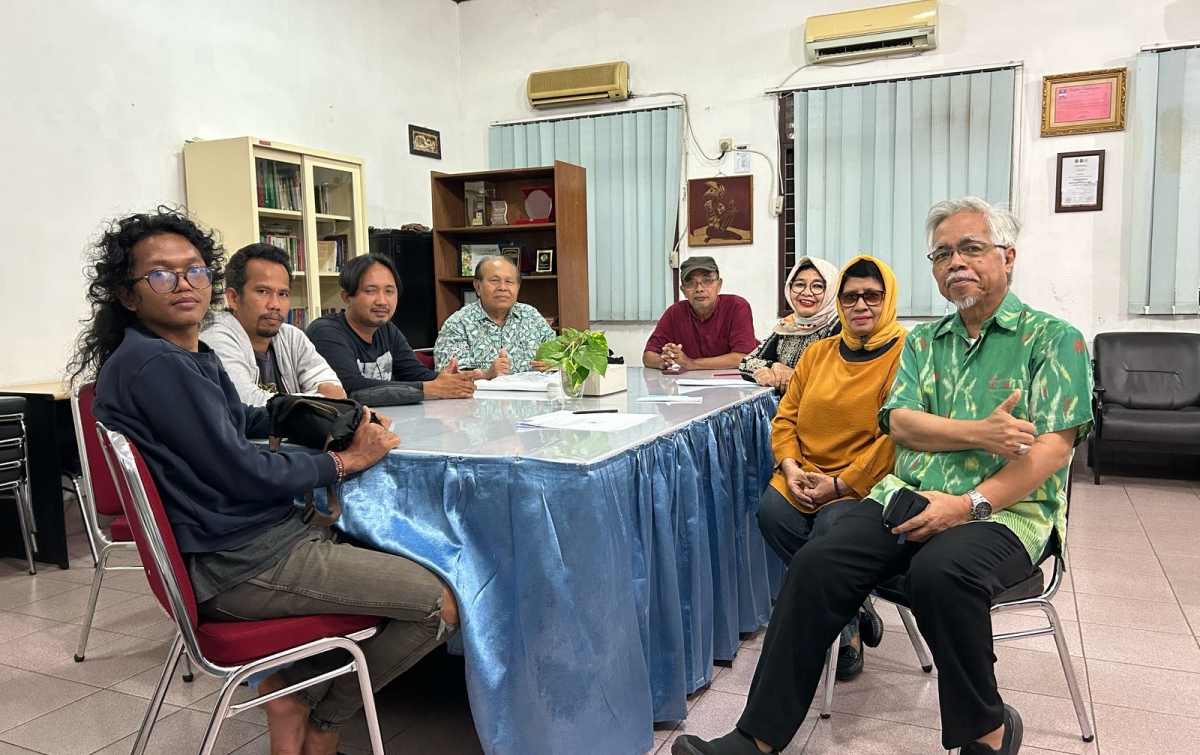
[516,410,656,432]
[675,378,751,387]
[474,372,558,392]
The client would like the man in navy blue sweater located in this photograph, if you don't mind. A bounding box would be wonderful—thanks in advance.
[72,208,458,755]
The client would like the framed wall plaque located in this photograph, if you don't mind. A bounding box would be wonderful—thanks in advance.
[1055,150,1105,212]
[408,124,442,159]
[1041,68,1127,137]
[687,176,753,246]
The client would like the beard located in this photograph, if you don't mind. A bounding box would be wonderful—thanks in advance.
[951,293,981,310]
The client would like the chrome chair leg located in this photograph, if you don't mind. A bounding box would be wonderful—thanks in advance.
[131,633,184,755]
[819,638,837,719]
[1040,600,1094,741]
[898,606,933,672]
[182,652,195,683]
[72,475,100,566]
[12,485,37,575]
[74,544,112,661]
[347,642,386,755]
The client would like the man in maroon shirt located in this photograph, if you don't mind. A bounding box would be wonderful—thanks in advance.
[643,256,758,371]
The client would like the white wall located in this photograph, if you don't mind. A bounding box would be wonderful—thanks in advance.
[457,0,1200,360]
[0,0,463,384]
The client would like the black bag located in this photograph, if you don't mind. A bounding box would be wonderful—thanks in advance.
[264,395,381,526]
[881,488,930,545]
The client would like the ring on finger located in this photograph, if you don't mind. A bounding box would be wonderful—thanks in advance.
[1016,442,1030,455]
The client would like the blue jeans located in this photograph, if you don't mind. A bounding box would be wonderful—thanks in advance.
[756,486,861,646]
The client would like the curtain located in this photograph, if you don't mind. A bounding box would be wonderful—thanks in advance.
[1128,47,1200,316]
[489,107,684,321]
[793,68,1016,317]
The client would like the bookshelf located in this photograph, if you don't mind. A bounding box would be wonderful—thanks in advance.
[430,161,588,332]
[183,137,367,327]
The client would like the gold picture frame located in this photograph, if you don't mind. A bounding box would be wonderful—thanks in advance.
[1041,68,1127,137]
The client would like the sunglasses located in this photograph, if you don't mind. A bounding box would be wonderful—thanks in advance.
[838,290,884,308]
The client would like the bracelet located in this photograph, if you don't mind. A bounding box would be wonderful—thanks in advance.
[833,476,843,497]
[328,451,345,482]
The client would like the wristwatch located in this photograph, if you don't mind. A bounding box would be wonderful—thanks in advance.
[967,489,993,521]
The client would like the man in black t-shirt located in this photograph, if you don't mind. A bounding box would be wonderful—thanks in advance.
[307,254,480,399]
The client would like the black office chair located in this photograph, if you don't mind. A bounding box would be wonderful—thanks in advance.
[0,396,38,574]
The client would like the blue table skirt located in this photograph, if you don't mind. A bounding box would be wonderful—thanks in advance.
[332,392,783,755]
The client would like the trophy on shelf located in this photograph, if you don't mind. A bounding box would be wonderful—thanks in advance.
[464,180,496,226]
[514,185,555,224]
[490,200,509,225]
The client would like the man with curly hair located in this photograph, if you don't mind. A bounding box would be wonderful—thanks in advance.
[71,207,458,755]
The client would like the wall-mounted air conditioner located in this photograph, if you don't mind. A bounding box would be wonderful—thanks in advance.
[805,0,938,65]
[527,61,629,109]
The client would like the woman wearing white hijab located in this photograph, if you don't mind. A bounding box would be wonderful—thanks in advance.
[738,255,842,389]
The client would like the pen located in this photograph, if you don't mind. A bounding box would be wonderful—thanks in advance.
[711,372,741,377]
[572,409,619,414]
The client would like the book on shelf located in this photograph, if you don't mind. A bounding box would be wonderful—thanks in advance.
[286,308,307,329]
[321,234,348,272]
[256,159,302,211]
[261,223,305,272]
[315,184,332,214]
[459,243,502,276]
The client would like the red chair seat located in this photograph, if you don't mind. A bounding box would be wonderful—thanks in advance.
[108,516,134,543]
[196,614,380,666]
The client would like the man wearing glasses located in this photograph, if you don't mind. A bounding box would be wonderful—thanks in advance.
[673,198,1092,755]
[642,256,758,371]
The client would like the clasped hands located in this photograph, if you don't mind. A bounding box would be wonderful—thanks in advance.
[780,459,840,510]
[751,363,794,390]
[660,343,696,371]
[481,349,553,380]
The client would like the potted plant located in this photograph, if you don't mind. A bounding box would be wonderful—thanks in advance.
[535,328,609,398]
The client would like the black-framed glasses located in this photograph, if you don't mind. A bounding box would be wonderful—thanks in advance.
[132,266,213,294]
[789,281,826,294]
[838,290,885,308]
[926,242,1008,268]
[681,275,719,291]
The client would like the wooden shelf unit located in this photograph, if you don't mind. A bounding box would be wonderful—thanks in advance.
[183,136,368,327]
[430,161,588,331]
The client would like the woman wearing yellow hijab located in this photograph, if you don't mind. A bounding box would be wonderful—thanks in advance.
[758,255,908,681]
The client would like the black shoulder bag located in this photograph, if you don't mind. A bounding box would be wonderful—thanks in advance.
[265,395,381,527]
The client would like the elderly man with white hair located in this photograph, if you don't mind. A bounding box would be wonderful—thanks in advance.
[674,198,1094,755]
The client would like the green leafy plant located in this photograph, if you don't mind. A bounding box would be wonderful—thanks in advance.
[535,328,609,392]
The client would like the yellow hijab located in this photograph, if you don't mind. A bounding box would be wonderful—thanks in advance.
[836,255,909,351]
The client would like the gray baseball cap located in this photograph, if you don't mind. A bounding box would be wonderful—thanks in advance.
[680,256,719,278]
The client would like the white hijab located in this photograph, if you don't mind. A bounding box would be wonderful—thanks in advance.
[773,255,841,335]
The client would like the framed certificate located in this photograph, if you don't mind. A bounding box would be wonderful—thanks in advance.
[1041,68,1127,137]
[1055,150,1105,213]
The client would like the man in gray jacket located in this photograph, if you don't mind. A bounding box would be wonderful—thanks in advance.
[201,243,344,406]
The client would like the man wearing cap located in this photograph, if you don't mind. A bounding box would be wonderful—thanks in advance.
[642,256,758,371]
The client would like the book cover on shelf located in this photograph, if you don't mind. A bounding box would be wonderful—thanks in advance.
[322,234,348,271]
[459,243,502,276]
[317,241,338,273]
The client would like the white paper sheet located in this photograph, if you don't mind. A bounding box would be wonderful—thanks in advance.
[516,410,656,432]
[675,378,751,387]
[474,372,558,392]
[636,395,703,404]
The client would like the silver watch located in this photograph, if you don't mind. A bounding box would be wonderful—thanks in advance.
[967,489,992,520]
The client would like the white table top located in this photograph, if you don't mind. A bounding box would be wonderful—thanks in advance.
[371,367,773,465]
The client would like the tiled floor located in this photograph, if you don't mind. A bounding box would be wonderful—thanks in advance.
[1,464,1198,754]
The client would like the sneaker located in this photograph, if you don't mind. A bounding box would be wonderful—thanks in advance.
[961,704,1024,754]
[859,599,884,648]
[673,729,774,754]
[835,642,863,681]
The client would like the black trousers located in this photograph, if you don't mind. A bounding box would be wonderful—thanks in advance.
[737,498,1033,751]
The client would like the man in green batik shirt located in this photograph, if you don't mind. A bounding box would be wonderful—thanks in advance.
[433,257,555,378]
[674,198,1092,755]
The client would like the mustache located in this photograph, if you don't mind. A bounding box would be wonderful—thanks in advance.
[945,271,980,286]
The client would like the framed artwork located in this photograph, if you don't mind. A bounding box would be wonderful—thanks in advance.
[534,248,555,274]
[1041,68,1127,137]
[1055,150,1105,213]
[408,124,442,159]
[687,175,753,246]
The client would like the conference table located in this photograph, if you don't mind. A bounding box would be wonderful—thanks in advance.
[332,367,782,755]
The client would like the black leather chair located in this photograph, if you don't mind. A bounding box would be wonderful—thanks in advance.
[1090,332,1200,484]
[0,396,38,574]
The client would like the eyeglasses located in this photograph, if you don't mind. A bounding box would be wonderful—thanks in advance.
[838,290,885,308]
[788,281,826,294]
[132,266,213,294]
[681,275,719,291]
[927,242,1008,268]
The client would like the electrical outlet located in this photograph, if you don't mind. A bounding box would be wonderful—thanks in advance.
[773,197,784,215]
[718,137,733,153]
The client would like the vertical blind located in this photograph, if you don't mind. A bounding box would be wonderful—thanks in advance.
[792,67,1016,317]
[489,107,684,321]
[1128,47,1200,316]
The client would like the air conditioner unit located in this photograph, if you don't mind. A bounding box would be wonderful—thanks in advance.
[527,61,629,109]
[805,0,937,65]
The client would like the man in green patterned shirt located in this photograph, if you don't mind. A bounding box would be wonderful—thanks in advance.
[674,198,1093,755]
[433,257,556,378]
